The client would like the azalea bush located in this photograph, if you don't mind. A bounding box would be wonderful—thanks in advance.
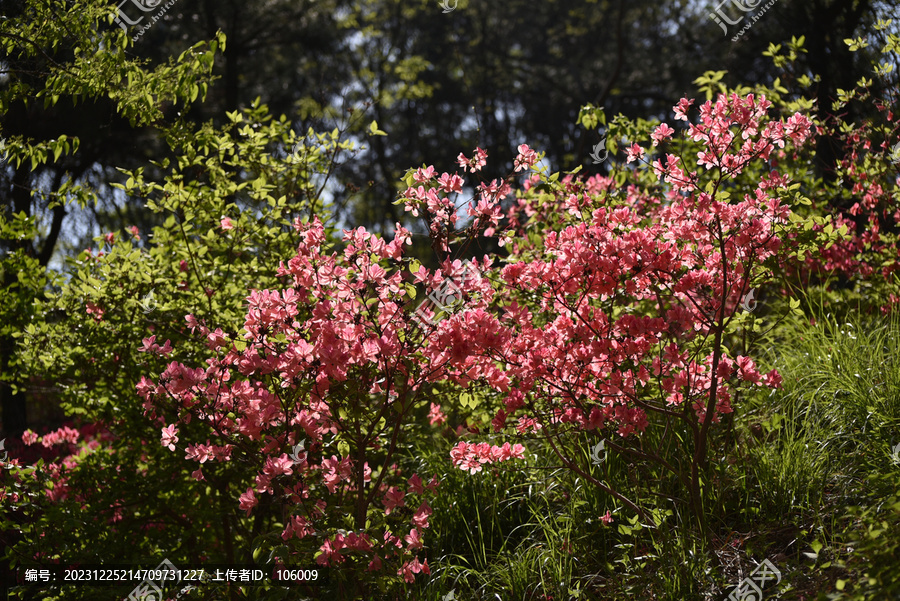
[790,26,900,314]
[398,91,822,534]
[2,88,831,598]
[4,13,900,600]
[136,215,452,595]
[0,93,373,598]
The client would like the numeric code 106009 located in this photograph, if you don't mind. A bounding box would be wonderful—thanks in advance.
[274,568,320,584]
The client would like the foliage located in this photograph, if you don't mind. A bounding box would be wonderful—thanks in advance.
[398,94,818,537]
[3,5,900,601]
[3,87,364,601]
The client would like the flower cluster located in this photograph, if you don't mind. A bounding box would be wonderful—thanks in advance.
[421,96,808,446]
[449,441,527,474]
[136,216,445,584]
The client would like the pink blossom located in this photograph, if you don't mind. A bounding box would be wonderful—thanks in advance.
[516,416,541,434]
[407,473,424,495]
[185,443,214,464]
[316,537,344,566]
[437,172,464,194]
[651,123,675,146]
[427,403,447,426]
[491,408,507,432]
[411,501,432,529]
[763,369,783,388]
[457,147,488,173]
[160,425,179,451]
[404,528,424,551]
[263,454,294,478]
[281,515,314,541]
[450,440,527,472]
[397,557,428,583]
[625,143,645,163]
[735,356,761,384]
[383,486,405,514]
[320,455,352,493]
[673,98,694,121]
[514,144,538,172]
[139,336,174,355]
[85,302,104,321]
[239,488,257,516]
[413,166,436,182]
[41,426,79,448]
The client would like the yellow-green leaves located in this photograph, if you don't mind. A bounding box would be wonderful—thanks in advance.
[844,36,869,51]
[693,70,728,101]
[577,104,607,131]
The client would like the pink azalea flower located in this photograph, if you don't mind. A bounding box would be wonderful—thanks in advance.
[457,147,488,173]
[383,486,405,514]
[413,166,436,182]
[411,501,432,529]
[514,143,538,172]
[427,403,447,426]
[407,473,424,495]
[185,443,214,464]
[239,488,257,516]
[22,430,39,446]
[85,302,105,321]
[404,528,424,551]
[673,97,694,121]
[651,123,675,146]
[763,369,783,388]
[160,424,179,451]
[625,143,645,163]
